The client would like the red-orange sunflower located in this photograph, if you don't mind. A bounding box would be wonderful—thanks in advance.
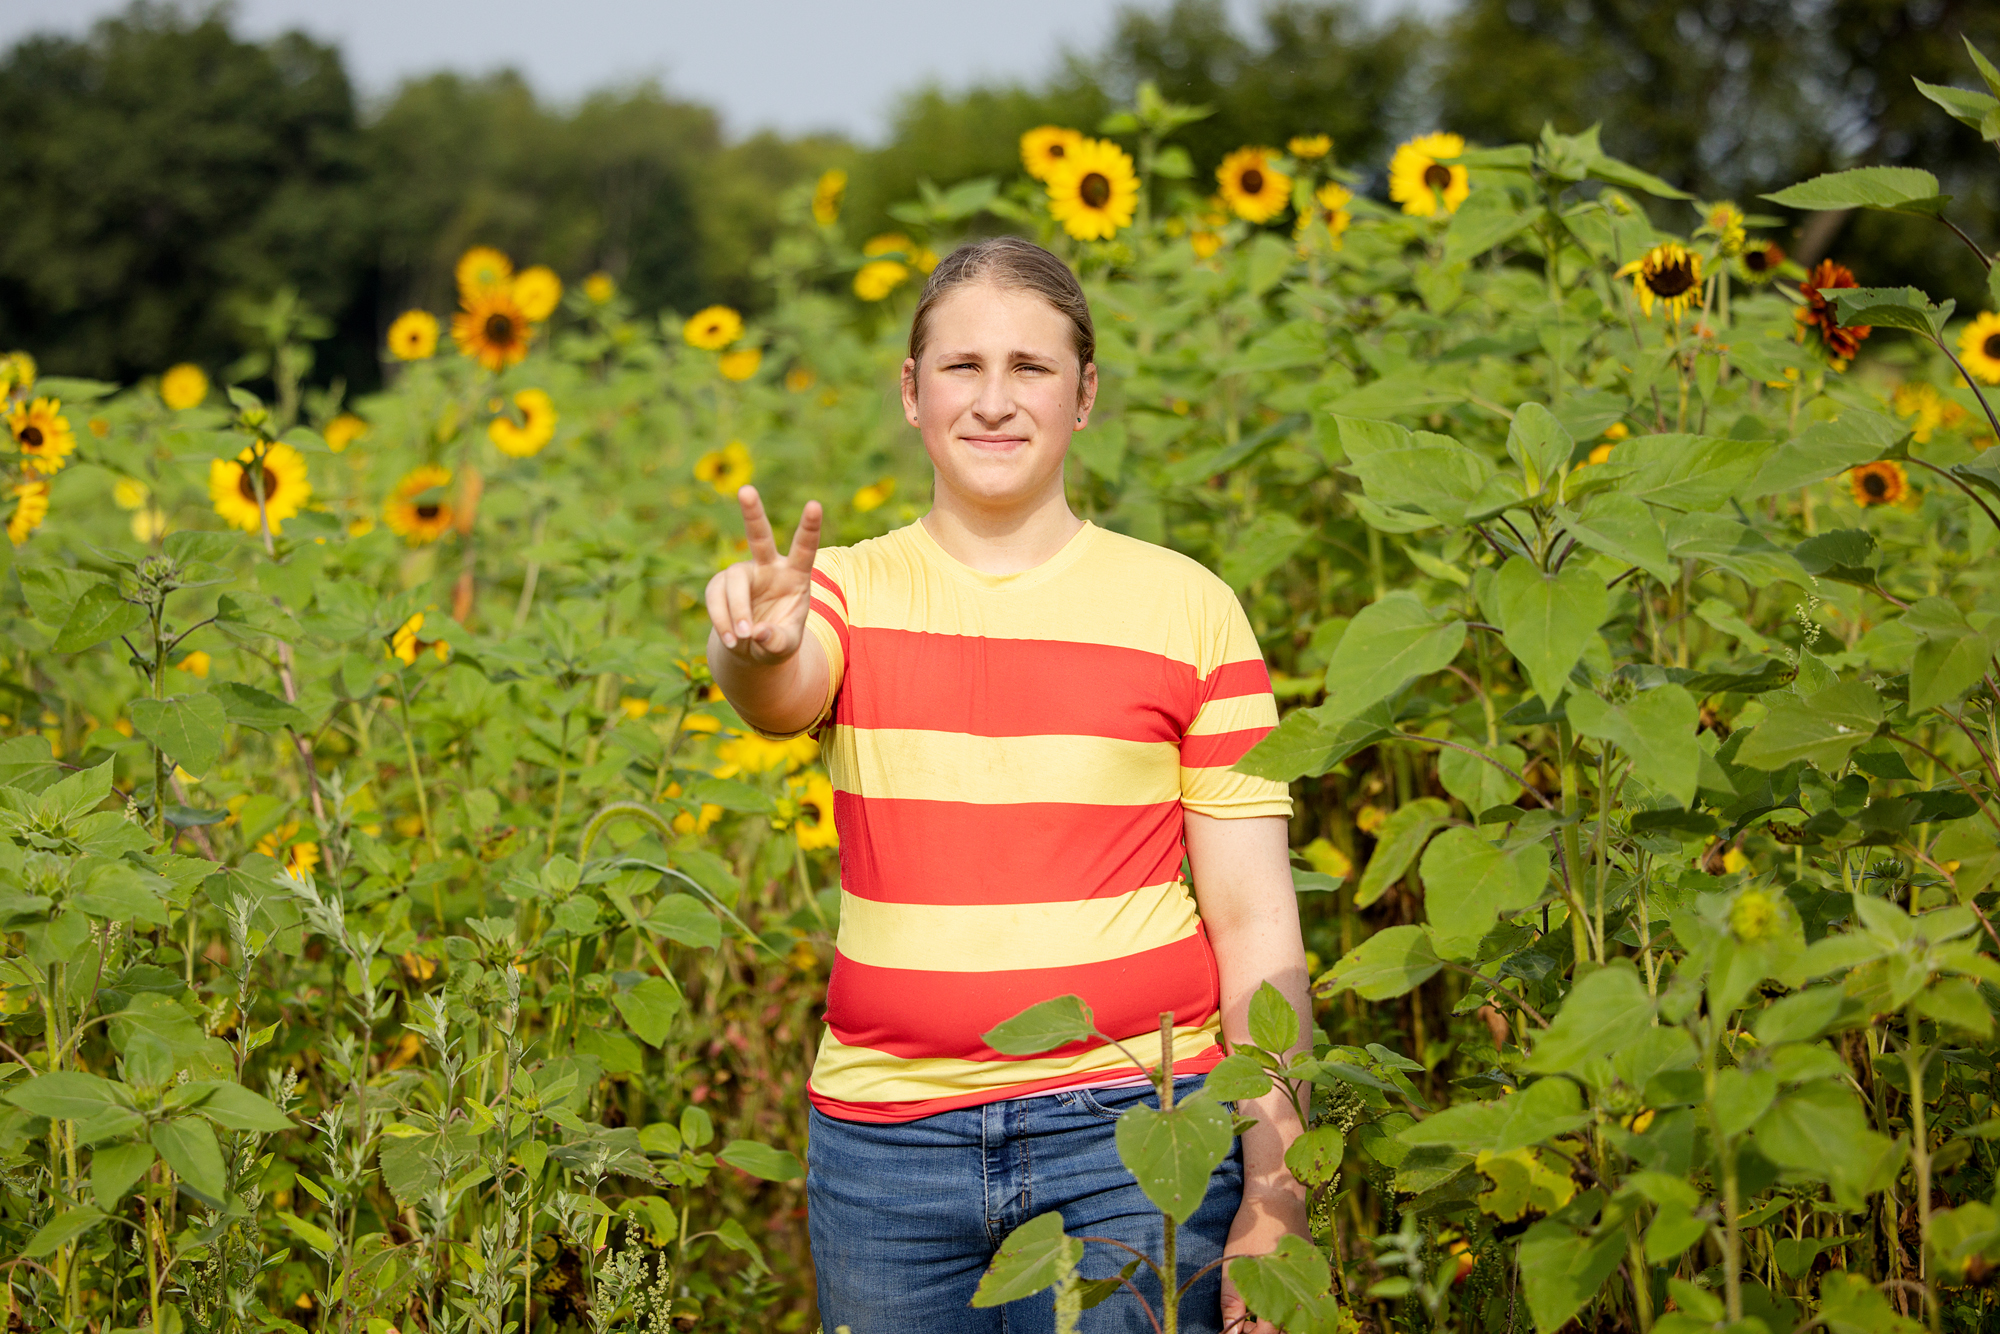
[1798,260,1871,362]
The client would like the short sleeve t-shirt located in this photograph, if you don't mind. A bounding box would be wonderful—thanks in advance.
[793,519,1292,1123]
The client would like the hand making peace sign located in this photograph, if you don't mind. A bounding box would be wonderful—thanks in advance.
[704,485,823,664]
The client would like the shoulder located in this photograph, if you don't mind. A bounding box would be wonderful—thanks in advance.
[1086,527,1237,606]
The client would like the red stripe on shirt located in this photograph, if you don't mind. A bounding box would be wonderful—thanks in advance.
[834,792,1185,905]
[1179,726,1276,769]
[806,1045,1225,1123]
[823,931,1220,1062]
[837,629,1197,741]
[809,598,850,660]
[1201,658,1274,702]
[811,569,847,616]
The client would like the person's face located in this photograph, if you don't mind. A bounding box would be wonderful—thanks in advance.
[901,282,1096,511]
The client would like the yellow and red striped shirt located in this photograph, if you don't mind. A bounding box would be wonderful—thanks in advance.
[793,520,1291,1122]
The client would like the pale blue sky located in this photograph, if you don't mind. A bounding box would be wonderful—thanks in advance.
[0,0,1438,141]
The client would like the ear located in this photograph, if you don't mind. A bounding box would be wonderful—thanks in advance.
[900,357,920,428]
[1073,362,1099,429]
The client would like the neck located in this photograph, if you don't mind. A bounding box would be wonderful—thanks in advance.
[920,473,1082,575]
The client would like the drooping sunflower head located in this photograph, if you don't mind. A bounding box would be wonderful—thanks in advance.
[1615,242,1704,319]
[160,363,209,411]
[1288,134,1332,160]
[456,246,514,299]
[1737,240,1785,284]
[853,260,909,302]
[1388,133,1470,217]
[1020,126,1086,182]
[1046,138,1140,241]
[1798,259,1870,362]
[452,290,533,372]
[208,442,311,534]
[511,266,563,322]
[6,480,50,547]
[1848,460,1908,508]
[1216,147,1293,224]
[683,305,744,351]
[488,389,558,458]
[384,464,456,542]
[719,347,763,382]
[693,441,753,495]
[1698,200,1747,256]
[8,398,76,475]
[387,310,440,360]
[1959,311,2000,386]
[0,351,35,400]
[323,413,369,453]
[811,168,847,226]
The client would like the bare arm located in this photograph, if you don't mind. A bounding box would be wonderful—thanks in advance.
[703,486,831,736]
[1185,810,1310,1334]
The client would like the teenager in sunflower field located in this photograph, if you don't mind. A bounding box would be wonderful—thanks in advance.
[705,236,1311,1334]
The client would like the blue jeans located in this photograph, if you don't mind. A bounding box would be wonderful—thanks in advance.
[807,1075,1244,1334]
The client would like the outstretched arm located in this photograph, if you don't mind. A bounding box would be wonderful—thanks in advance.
[1185,810,1311,1334]
[704,486,830,736]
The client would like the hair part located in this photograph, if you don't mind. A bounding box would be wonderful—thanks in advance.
[907,237,1095,377]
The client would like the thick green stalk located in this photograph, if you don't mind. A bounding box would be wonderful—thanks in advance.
[1556,722,1596,964]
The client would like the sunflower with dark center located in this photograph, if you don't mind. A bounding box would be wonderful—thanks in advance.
[1797,259,1870,362]
[452,291,532,371]
[1020,126,1085,182]
[1387,133,1470,217]
[384,464,456,543]
[1216,147,1291,224]
[1616,242,1704,319]
[1737,240,1785,284]
[1848,460,1907,508]
[1959,312,2000,385]
[209,442,310,533]
[1046,138,1139,241]
[683,305,744,350]
[7,397,75,474]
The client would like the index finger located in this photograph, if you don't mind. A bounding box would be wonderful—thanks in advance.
[737,485,780,564]
[786,500,823,573]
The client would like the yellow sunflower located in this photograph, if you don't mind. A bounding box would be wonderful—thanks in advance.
[1960,312,2000,385]
[1616,242,1704,319]
[383,465,455,543]
[488,389,558,457]
[583,271,617,303]
[1046,139,1140,241]
[1892,382,1965,443]
[793,773,839,851]
[853,477,896,512]
[1020,126,1086,182]
[209,442,310,533]
[112,478,148,510]
[0,351,34,399]
[1315,182,1353,247]
[1737,240,1785,284]
[452,290,532,371]
[1848,460,1908,508]
[854,260,909,302]
[6,480,49,546]
[387,612,449,666]
[456,246,513,299]
[387,310,440,360]
[693,441,753,495]
[256,822,321,877]
[1388,133,1471,217]
[719,347,763,381]
[812,168,848,226]
[1288,134,1332,160]
[684,305,744,350]
[511,265,562,322]
[1699,201,1746,257]
[1216,147,1292,224]
[160,363,209,411]
[8,398,76,475]
[323,413,369,453]
[177,651,210,678]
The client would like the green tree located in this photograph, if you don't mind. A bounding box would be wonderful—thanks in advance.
[0,4,370,380]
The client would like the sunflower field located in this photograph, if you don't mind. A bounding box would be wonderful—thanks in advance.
[8,36,2000,1334]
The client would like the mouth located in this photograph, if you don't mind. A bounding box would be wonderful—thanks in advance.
[961,434,1029,448]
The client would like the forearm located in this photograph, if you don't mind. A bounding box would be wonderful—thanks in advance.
[706,629,828,736]
[1211,923,1313,1206]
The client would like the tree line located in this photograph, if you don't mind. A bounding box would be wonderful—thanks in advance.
[1,0,1994,391]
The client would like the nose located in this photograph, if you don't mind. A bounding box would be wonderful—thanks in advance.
[970,368,1014,427]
